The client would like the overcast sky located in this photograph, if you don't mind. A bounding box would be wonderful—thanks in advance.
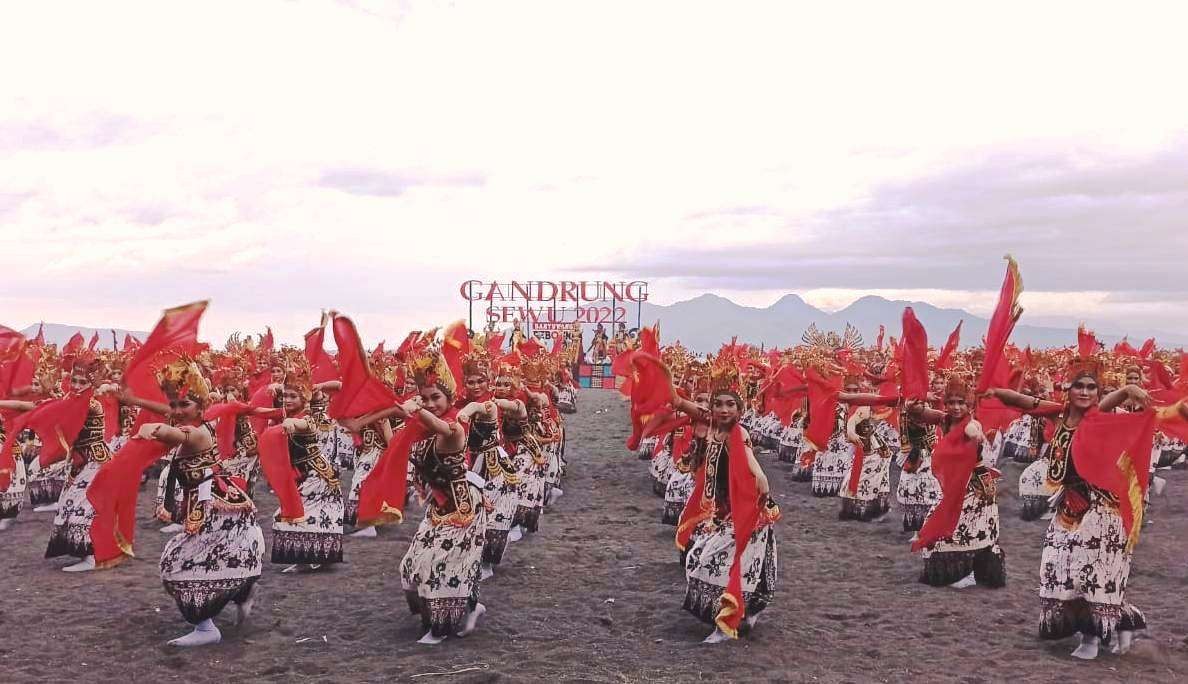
[3,1,1187,344]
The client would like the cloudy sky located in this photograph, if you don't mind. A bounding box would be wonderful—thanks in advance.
[3,1,1187,345]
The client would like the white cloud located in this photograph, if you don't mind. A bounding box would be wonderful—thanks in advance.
[2,1,1188,343]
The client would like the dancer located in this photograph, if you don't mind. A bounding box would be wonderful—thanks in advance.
[988,351,1153,659]
[909,377,1006,589]
[679,369,779,643]
[108,359,264,646]
[397,347,489,644]
[261,368,345,571]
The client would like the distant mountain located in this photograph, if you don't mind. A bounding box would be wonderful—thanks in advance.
[19,323,147,351]
[639,294,1188,354]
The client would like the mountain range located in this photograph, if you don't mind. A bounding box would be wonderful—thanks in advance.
[18,293,1185,355]
[18,323,147,351]
[637,294,1188,354]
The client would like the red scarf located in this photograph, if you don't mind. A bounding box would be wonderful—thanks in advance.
[845,437,866,497]
[675,431,712,553]
[912,416,979,552]
[88,428,177,567]
[204,400,255,461]
[357,406,461,528]
[257,410,309,522]
[716,422,764,638]
[1072,407,1156,552]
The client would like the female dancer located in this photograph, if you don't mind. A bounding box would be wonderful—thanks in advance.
[677,375,779,643]
[0,357,110,571]
[908,377,1005,589]
[987,357,1152,659]
[264,370,345,571]
[460,354,521,578]
[115,360,263,646]
[398,353,489,644]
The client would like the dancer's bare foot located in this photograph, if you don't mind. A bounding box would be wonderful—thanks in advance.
[949,573,977,589]
[508,526,523,543]
[480,563,495,581]
[1111,630,1134,655]
[1071,634,1100,660]
[160,523,183,534]
[168,619,222,647]
[350,526,377,538]
[457,603,486,637]
[63,555,96,573]
[703,628,731,644]
[418,630,446,645]
[0,518,13,531]
[33,503,59,513]
[235,584,257,626]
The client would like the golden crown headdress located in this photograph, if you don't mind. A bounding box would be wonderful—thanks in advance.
[461,347,491,379]
[157,356,211,404]
[521,354,552,386]
[707,354,740,394]
[409,344,457,397]
[282,356,313,400]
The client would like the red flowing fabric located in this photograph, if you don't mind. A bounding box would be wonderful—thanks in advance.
[761,364,807,427]
[976,256,1023,394]
[87,437,171,567]
[976,397,1021,436]
[612,350,635,398]
[845,437,866,496]
[912,416,980,552]
[640,411,688,441]
[204,401,254,461]
[803,370,840,452]
[1077,325,1098,359]
[1157,401,1188,443]
[124,301,208,422]
[258,424,305,521]
[518,337,545,358]
[485,332,505,356]
[442,321,471,390]
[1113,338,1138,357]
[900,307,929,401]
[676,455,711,552]
[31,390,95,468]
[87,331,99,350]
[1138,338,1155,359]
[876,325,885,352]
[1145,359,1175,391]
[716,423,762,638]
[0,410,31,490]
[1072,408,1156,552]
[638,324,660,357]
[99,394,121,442]
[304,325,339,384]
[0,330,34,400]
[625,352,673,451]
[328,315,397,420]
[935,320,963,371]
[246,385,283,441]
[357,407,460,527]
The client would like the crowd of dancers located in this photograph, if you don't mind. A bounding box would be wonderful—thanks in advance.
[616,257,1188,658]
[4,258,1188,661]
[0,305,578,646]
